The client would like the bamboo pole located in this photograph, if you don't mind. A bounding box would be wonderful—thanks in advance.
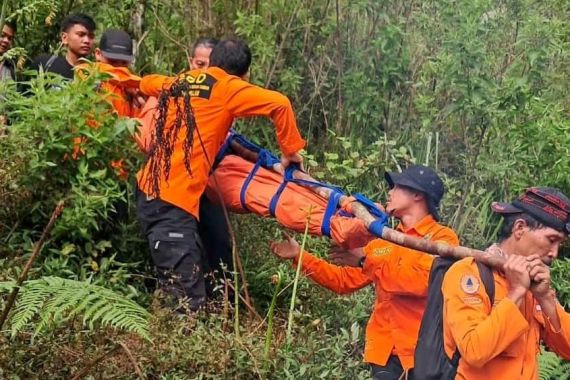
[228,140,506,269]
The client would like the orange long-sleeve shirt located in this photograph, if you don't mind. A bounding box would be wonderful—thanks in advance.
[76,62,142,117]
[72,63,142,178]
[442,257,570,380]
[295,214,459,368]
[136,67,306,219]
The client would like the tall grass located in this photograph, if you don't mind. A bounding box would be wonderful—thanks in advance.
[286,207,312,343]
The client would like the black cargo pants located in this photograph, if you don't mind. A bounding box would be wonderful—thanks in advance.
[136,187,206,311]
[198,194,233,276]
[370,355,415,380]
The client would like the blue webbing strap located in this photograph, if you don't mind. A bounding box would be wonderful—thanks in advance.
[369,217,388,237]
[268,164,298,217]
[321,190,344,237]
[214,131,281,171]
[269,164,346,222]
[231,134,280,168]
[353,193,389,237]
[231,136,348,223]
[212,131,235,170]
[239,149,272,211]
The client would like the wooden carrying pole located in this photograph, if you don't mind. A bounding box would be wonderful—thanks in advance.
[229,140,506,269]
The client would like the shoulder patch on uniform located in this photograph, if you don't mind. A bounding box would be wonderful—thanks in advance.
[460,274,480,294]
[183,73,217,100]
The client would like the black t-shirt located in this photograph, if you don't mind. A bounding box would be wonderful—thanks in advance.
[30,54,74,80]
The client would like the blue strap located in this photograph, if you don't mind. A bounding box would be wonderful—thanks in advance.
[353,193,385,218]
[283,167,344,193]
[256,148,279,168]
[268,164,297,217]
[321,190,343,237]
[353,193,389,237]
[231,133,280,168]
[214,131,281,170]
[231,132,263,154]
[369,217,388,237]
[268,164,347,218]
[212,131,235,170]
[239,149,271,211]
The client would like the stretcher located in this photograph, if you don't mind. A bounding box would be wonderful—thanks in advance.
[205,133,379,248]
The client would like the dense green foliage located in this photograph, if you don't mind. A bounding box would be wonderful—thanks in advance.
[1,0,569,378]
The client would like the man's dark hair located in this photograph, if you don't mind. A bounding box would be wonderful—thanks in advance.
[497,212,544,242]
[191,37,218,56]
[61,13,96,33]
[4,20,17,33]
[209,38,251,77]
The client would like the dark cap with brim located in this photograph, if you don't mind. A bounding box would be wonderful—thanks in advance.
[101,51,134,62]
[492,187,570,234]
[385,165,445,221]
[100,29,134,63]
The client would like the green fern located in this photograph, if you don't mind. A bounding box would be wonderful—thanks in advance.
[0,277,152,341]
[539,348,570,380]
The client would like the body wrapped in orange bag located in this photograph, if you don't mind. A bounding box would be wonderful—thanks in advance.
[204,133,377,248]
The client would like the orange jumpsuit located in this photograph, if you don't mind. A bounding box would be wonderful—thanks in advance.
[295,214,459,368]
[136,66,306,219]
[442,257,570,380]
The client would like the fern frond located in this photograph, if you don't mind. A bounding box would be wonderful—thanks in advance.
[9,280,53,336]
[33,279,89,334]
[2,277,152,342]
[539,347,570,380]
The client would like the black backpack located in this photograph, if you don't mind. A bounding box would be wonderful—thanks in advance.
[413,257,495,380]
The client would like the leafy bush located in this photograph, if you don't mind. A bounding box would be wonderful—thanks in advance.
[0,72,149,295]
[1,0,569,377]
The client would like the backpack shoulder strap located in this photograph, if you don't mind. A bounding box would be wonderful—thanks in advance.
[43,55,59,72]
[475,260,496,305]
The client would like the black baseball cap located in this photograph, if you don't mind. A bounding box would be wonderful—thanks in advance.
[385,165,445,221]
[99,29,133,63]
[491,187,570,234]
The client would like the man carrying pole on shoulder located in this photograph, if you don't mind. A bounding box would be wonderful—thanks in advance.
[271,165,459,379]
[441,187,570,379]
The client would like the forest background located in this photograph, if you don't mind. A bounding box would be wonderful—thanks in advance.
[0,0,569,378]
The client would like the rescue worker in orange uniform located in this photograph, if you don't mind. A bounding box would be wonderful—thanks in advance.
[135,37,218,152]
[91,29,145,118]
[74,29,144,177]
[442,187,570,379]
[271,165,459,379]
[134,37,233,294]
[186,37,235,288]
[188,37,217,70]
[137,38,306,312]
